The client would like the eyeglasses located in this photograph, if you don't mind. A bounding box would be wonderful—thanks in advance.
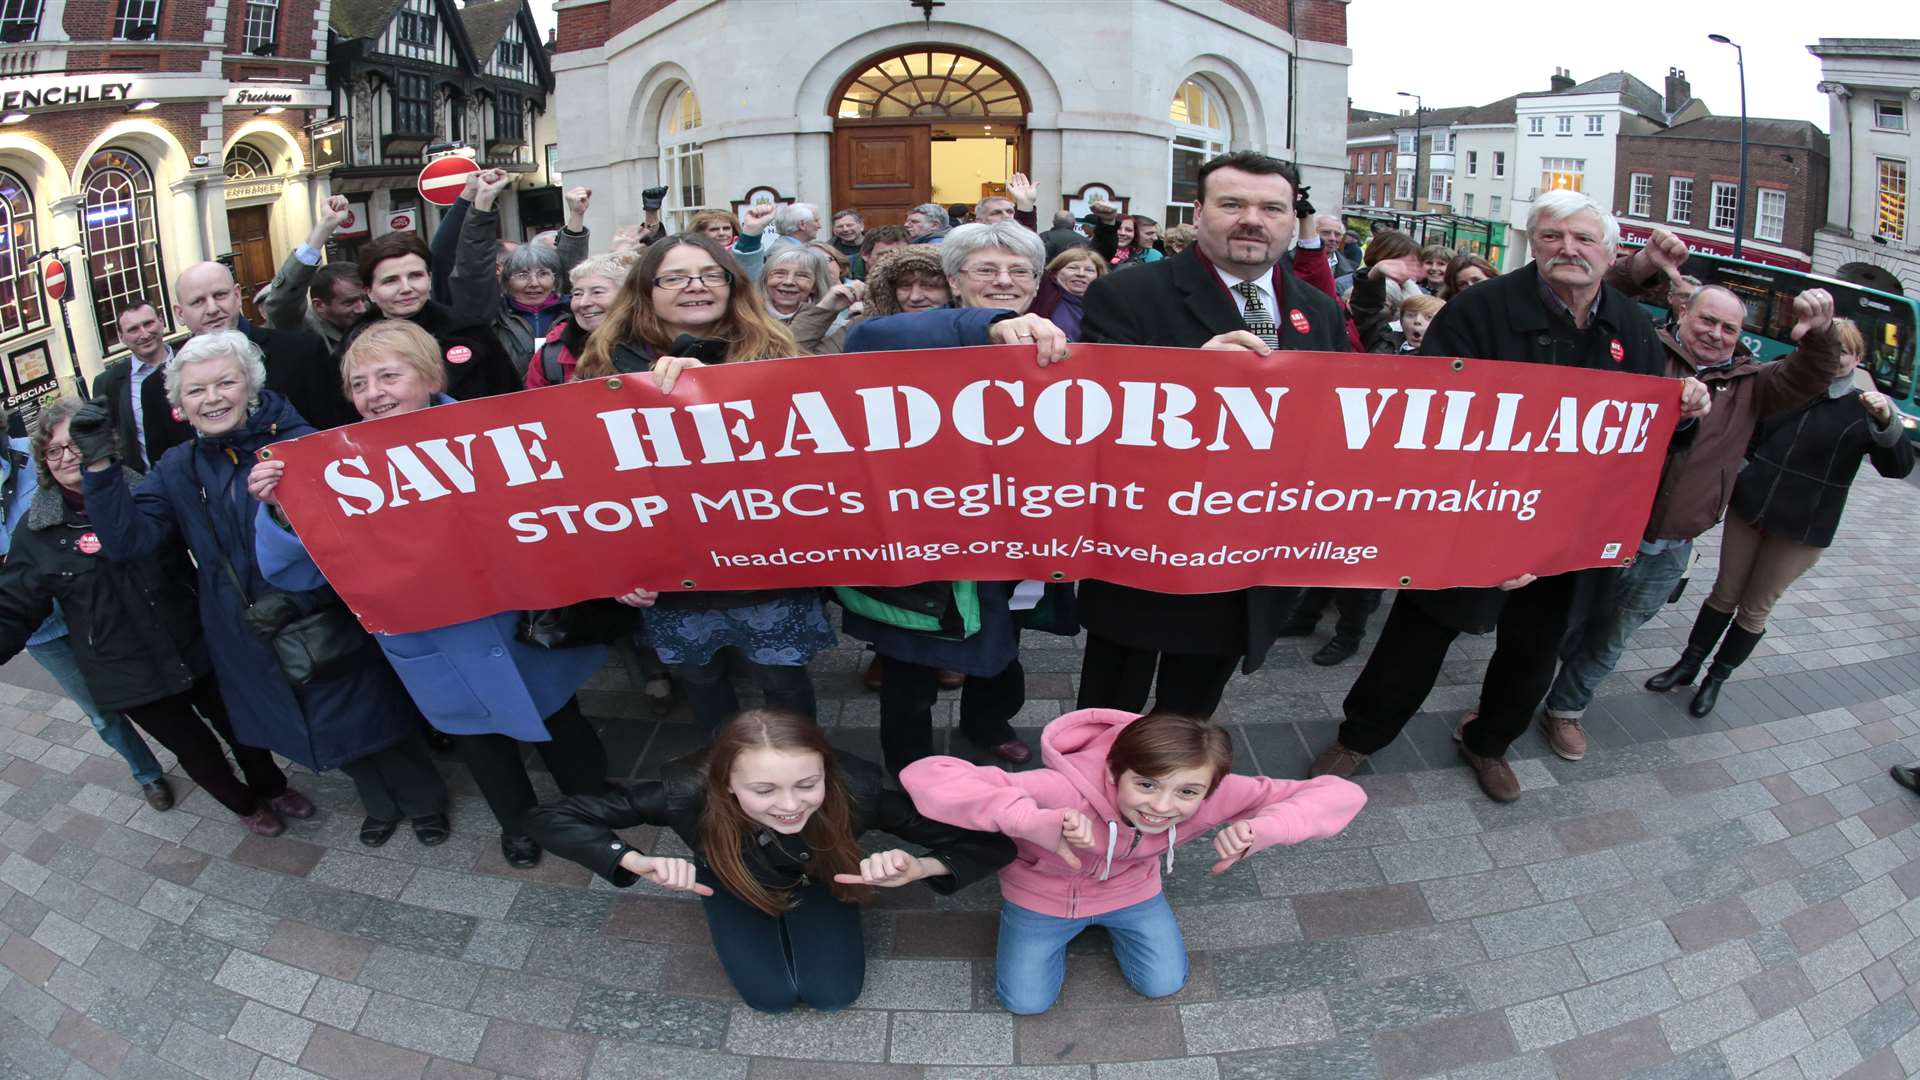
[654,269,734,290]
[44,443,81,462]
[960,264,1037,283]
[508,269,555,284]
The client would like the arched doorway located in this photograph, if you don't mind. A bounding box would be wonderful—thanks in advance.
[1836,261,1906,297]
[829,47,1029,226]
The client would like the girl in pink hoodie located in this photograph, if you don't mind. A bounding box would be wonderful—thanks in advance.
[900,708,1366,1014]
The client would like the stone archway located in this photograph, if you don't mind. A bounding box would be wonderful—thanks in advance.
[1836,260,1906,296]
[828,45,1031,226]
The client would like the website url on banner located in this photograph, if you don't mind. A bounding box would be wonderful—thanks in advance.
[710,536,1384,569]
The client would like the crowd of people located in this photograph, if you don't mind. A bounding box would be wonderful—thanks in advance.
[4,149,1910,1016]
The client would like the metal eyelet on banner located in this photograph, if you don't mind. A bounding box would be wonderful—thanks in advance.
[680,579,697,589]
[606,378,623,390]
[1048,571,1066,581]
[257,448,273,460]
[1622,557,1635,568]
[1449,359,1465,372]
[1398,576,1412,586]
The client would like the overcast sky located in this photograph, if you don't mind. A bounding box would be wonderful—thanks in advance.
[1347,0,1889,131]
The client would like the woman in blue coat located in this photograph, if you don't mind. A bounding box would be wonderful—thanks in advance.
[70,331,448,843]
[248,319,612,866]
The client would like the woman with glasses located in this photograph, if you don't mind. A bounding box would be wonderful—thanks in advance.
[828,222,1077,776]
[491,243,568,381]
[759,247,830,324]
[575,236,834,735]
[0,398,284,827]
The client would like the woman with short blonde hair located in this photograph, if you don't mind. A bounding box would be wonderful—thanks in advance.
[339,318,448,398]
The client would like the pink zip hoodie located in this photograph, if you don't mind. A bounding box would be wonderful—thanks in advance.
[900,708,1367,919]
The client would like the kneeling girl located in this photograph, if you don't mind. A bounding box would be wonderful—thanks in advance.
[525,708,1015,1013]
[901,708,1367,1014]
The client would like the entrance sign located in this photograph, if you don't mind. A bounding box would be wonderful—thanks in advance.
[265,345,1682,635]
[418,156,479,206]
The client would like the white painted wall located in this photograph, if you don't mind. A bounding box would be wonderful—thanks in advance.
[551,0,1351,238]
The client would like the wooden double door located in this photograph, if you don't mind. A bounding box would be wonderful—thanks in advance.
[831,123,1025,226]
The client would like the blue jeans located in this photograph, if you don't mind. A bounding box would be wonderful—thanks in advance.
[26,638,162,784]
[1545,540,1692,717]
[996,893,1188,1015]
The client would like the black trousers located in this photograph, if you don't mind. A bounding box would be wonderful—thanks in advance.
[122,674,286,817]
[879,655,1022,776]
[1075,634,1239,718]
[339,736,447,821]
[700,873,863,1013]
[1292,588,1384,643]
[455,696,609,834]
[1339,574,1576,759]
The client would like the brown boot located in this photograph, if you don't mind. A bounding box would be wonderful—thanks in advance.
[1457,745,1521,802]
[1540,713,1587,761]
[1309,741,1369,778]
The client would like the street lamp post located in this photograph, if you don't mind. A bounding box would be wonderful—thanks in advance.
[1709,33,1749,258]
[1398,91,1423,214]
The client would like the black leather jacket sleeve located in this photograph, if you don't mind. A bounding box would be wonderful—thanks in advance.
[867,787,1016,895]
[522,781,674,887]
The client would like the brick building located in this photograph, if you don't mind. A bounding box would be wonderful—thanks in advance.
[549,0,1351,235]
[0,0,333,401]
[1613,116,1829,271]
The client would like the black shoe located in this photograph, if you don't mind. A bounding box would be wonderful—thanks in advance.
[1276,617,1319,638]
[1650,606,1735,691]
[1891,765,1920,796]
[1311,637,1361,666]
[424,728,456,754]
[501,833,542,868]
[1688,675,1725,718]
[411,813,451,846]
[141,779,174,812]
[359,817,399,847]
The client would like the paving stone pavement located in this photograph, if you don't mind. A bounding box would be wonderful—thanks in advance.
[0,473,1918,1079]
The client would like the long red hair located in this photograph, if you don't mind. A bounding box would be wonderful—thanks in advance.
[697,708,869,915]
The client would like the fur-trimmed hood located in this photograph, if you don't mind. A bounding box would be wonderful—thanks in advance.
[863,244,948,317]
[26,468,141,531]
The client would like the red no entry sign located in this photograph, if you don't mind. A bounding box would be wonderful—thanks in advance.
[40,257,65,301]
[418,156,480,206]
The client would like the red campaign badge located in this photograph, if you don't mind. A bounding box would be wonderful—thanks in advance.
[76,532,101,555]
[1608,339,1625,363]
[171,407,184,422]
[1288,309,1311,335]
[446,345,473,365]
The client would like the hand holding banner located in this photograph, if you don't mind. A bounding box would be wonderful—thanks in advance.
[265,345,1680,634]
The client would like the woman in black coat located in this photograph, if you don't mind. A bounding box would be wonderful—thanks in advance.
[525,708,1014,1013]
[0,398,296,833]
[1650,319,1916,719]
[344,231,520,401]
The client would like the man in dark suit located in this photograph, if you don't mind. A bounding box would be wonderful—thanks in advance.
[91,300,191,470]
[1076,150,1348,720]
[1038,211,1088,263]
[171,261,358,430]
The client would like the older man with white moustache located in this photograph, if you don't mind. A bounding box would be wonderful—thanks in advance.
[1310,190,1713,802]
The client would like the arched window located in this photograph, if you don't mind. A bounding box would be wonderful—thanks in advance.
[1168,78,1231,226]
[81,147,168,352]
[835,50,1025,119]
[224,142,274,180]
[0,169,46,341]
[659,85,705,231]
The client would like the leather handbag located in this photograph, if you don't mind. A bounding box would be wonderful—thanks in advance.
[209,544,373,685]
[518,598,639,649]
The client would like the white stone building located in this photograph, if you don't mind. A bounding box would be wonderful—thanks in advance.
[549,0,1353,233]
[1809,38,1920,297]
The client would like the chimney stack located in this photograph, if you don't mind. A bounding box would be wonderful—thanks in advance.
[1665,67,1691,115]
[1550,67,1575,92]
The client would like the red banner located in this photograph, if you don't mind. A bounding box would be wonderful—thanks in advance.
[266,345,1681,634]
